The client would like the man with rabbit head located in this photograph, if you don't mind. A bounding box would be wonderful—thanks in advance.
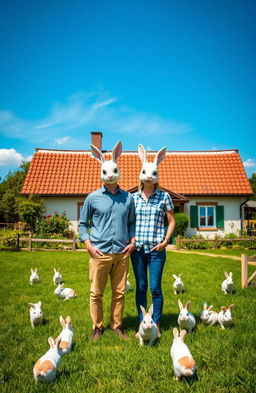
[79,141,136,341]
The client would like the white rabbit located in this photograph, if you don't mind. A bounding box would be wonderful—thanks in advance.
[177,300,196,333]
[200,302,218,326]
[218,304,234,329]
[30,268,39,285]
[29,301,43,328]
[221,272,234,294]
[138,305,158,346]
[125,273,131,293]
[173,274,185,294]
[138,144,166,184]
[170,328,196,381]
[54,283,76,300]
[53,268,62,285]
[33,337,62,383]
[57,315,74,354]
[90,140,122,184]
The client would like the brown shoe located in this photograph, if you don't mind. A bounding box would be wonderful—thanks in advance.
[111,327,129,340]
[91,327,104,341]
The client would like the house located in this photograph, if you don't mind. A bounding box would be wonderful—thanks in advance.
[22,132,253,238]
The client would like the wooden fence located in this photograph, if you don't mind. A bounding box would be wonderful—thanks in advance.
[176,235,256,250]
[241,254,256,288]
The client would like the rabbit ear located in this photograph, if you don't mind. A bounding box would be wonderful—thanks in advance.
[90,144,105,163]
[60,316,66,328]
[58,268,61,272]
[112,141,122,163]
[173,274,178,280]
[38,301,42,307]
[178,299,183,311]
[140,305,147,316]
[208,305,214,311]
[229,272,233,278]
[48,337,55,348]
[221,306,227,312]
[224,272,229,278]
[185,301,191,310]
[138,144,148,163]
[55,336,61,348]
[127,273,129,278]
[229,304,234,311]
[173,327,179,338]
[153,147,166,166]
[54,268,56,273]
[60,283,65,288]
[178,273,182,277]
[35,269,38,273]
[148,304,153,316]
[66,316,71,327]
[31,269,34,274]
[203,302,207,310]
[29,303,35,309]
[180,330,187,342]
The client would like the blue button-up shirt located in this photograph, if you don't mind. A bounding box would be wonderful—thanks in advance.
[79,185,135,253]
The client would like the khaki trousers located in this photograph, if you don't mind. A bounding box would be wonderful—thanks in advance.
[89,253,129,330]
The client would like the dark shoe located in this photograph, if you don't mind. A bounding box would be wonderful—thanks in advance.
[91,327,104,341]
[111,327,129,340]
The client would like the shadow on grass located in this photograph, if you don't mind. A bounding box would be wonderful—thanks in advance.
[123,312,178,332]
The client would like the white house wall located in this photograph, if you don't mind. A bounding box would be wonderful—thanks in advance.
[184,196,246,238]
[44,197,86,232]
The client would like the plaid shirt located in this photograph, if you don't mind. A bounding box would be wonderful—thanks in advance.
[133,188,174,253]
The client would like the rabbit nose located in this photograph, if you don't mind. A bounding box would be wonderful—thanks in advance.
[108,176,113,179]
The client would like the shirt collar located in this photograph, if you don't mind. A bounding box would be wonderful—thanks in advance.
[138,187,160,198]
[101,184,121,195]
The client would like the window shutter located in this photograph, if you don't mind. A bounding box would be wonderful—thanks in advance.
[216,205,224,228]
[190,206,198,228]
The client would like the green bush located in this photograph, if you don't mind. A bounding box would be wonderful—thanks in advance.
[174,213,189,237]
[0,230,23,248]
[37,211,71,238]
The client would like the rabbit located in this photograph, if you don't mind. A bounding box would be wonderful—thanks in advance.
[170,328,196,381]
[173,274,185,294]
[30,268,39,285]
[53,268,62,285]
[29,301,43,328]
[221,272,234,294]
[138,305,158,346]
[218,304,234,329]
[200,302,219,326]
[125,273,131,293]
[90,140,122,184]
[33,337,62,383]
[54,283,76,300]
[57,316,74,354]
[177,300,196,333]
[138,144,166,184]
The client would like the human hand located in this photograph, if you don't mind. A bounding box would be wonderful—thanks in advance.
[122,242,136,255]
[86,245,103,258]
[150,241,167,252]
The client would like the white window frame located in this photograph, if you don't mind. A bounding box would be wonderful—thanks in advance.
[199,206,216,228]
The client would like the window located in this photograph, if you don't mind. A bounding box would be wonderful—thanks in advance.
[199,206,215,227]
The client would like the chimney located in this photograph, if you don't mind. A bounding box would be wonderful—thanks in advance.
[91,131,103,151]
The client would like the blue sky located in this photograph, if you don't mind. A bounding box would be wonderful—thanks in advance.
[0,0,255,179]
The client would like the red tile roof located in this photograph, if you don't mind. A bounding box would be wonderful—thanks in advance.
[22,149,253,196]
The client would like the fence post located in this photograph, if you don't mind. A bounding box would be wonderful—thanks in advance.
[72,233,76,252]
[16,233,20,251]
[28,233,32,252]
[241,254,248,289]
[176,235,181,250]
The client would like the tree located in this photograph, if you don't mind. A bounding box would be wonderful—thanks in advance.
[17,194,45,232]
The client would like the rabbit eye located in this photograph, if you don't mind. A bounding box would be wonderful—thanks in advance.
[144,321,146,324]
[153,170,158,176]
[187,313,189,316]
[113,168,118,174]
[102,170,107,175]
[142,169,146,174]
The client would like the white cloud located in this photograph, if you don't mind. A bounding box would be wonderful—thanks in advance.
[55,136,71,145]
[0,88,192,147]
[0,148,32,166]
[243,158,256,168]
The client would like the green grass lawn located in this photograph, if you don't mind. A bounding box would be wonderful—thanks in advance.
[0,250,255,393]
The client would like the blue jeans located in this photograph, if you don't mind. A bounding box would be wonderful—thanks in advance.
[131,247,166,324]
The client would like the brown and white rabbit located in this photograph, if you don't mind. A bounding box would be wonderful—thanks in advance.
[138,144,166,184]
[53,268,62,285]
[200,302,218,326]
[218,304,234,329]
[170,328,196,381]
[221,272,234,294]
[54,283,76,300]
[138,305,158,346]
[173,274,185,294]
[90,140,122,184]
[29,301,43,328]
[57,316,74,354]
[33,337,62,383]
[177,300,196,333]
[30,268,39,285]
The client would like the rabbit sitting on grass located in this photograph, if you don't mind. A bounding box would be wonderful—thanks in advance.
[138,305,158,346]
[30,269,39,285]
[170,328,196,381]
[29,301,43,328]
[33,337,62,383]
[177,300,196,333]
[54,283,76,300]
[200,302,219,326]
